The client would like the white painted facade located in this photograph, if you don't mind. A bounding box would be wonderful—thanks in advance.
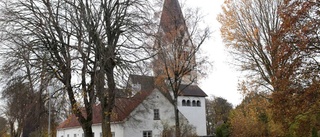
[56,123,124,137]
[177,96,207,136]
[57,89,205,137]
[121,89,178,137]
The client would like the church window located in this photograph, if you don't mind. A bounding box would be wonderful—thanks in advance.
[186,100,191,106]
[197,100,201,107]
[192,100,196,106]
[154,109,160,120]
[143,131,152,137]
[182,100,186,106]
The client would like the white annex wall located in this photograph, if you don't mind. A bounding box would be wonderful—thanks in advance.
[178,96,207,136]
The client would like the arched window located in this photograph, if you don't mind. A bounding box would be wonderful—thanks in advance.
[192,100,196,106]
[186,100,191,106]
[182,100,186,106]
[197,100,201,107]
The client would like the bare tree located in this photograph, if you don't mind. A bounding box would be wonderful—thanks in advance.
[0,0,153,137]
[1,79,34,137]
[153,0,210,136]
[0,34,58,136]
[0,0,98,136]
[0,40,71,136]
[68,0,153,136]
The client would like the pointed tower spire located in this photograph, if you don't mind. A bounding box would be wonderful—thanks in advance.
[153,0,197,84]
[159,0,186,35]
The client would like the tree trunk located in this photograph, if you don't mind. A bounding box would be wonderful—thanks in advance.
[82,124,94,137]
[100,89,113,137]
[96,72,113,137]
[65,74,93,137]
[100,64,115,137]
[101,108,112,137]
[174,98,180,137]
[102,69,116,137]
[100,93,115,137]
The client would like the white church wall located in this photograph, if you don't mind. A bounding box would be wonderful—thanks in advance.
[57,89,207,137]
[56,126,82,137]
[56,123,124,137]
[123,89,177,137]
[178,96,207,136]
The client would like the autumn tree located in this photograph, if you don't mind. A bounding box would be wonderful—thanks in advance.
[152,0,210,136]
[279,0,319,49]
[229,91,284,137]
[206,96,232,135]
[219,0,320,135]
[218,0,283,92]
[218,1,282,135]
[271,1,320,136]
[0,0,153,137]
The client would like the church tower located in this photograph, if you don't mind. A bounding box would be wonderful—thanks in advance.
[153,0,197,84]
[153,1,207,136]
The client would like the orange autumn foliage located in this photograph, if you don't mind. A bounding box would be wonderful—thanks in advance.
[220,0,320,136]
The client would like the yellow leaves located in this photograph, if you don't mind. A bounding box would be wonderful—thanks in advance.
[229,92,285,137]
[72,102,80,112]
[271,87,320,136]
[104,111,118,120]
[154,75,168,92]
[268,119,285,136]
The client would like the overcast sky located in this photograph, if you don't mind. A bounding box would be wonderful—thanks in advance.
[185,0,243,106]
[0,0,243,107]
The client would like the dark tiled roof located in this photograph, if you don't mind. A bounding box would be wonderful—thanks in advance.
[57,90,152,129]
[129,75,207,97]
[128,74,155,92]
[179,84,207,97]
[114,88,131,98]
[160,0,185,34]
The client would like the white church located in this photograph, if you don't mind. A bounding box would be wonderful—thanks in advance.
[56,75,207,137]
[56,0,208,136]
